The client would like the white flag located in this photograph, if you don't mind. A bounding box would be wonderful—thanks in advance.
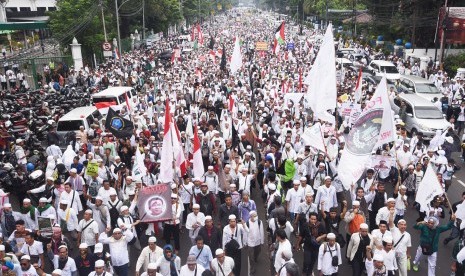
[230,36,242,74]
[306,24,337,118]
[338,76,396,189]
[132,149,147,182]
[301,122,326,153]
[415,164,444,212]
[455,202,465,230]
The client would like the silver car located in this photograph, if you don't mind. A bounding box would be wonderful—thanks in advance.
[390,94,450,140]
[397,75,443,102]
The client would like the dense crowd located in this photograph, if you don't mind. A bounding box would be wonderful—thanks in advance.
[0,6,465,276]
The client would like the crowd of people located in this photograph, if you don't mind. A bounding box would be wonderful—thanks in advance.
[1,6,465,276]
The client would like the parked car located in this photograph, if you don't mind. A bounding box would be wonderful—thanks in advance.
[397,75,442,102]
[390,93,450,139]
[368,60,400,80]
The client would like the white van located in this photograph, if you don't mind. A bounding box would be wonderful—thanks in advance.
[368,60,401,80]
[56,106,102,148]
[92,86,138,115]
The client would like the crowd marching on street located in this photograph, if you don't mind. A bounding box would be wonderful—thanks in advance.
[1,5,465,276]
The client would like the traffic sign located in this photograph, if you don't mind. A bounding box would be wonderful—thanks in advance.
[102,42,112,51]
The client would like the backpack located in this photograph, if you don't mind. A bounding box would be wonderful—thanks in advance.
[199,193,214,216]
[108,200,120,229]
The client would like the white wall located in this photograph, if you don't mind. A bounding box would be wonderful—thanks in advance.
[5,0,56,11]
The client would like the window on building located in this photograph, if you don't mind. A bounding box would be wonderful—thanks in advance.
[19,7,32,12]
[48,7,57,11]
[37,7,47,12]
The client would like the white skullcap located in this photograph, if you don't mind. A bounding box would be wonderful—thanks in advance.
[327,233,336,240]
[215,248,224,255]
[120,206,129,212]
[79,243,88,249]
[3,203,11,208]
[382,236,393,243]
[228,214,236,220]
[171,183,177,189]
[147,263,157,270]
[95,196,103,201]
[387,198,396,203]
[21,255,31,260]
[293,179,300,185]
[205,216,213,220]
[39,197,48,203]
[192,204,200,209]
[69,168,77,173]
[352,200,360,206]
[84,209,93,214]
[373,254,384,262]
[60,200,68,205]
[94,243,103,253]
[360,223,369,229]
[95,260,105,267]
[23,198,31,203]
[148,236,157,243]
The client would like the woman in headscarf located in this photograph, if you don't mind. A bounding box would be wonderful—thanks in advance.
[154,244,180,276]
[61,145,76,171]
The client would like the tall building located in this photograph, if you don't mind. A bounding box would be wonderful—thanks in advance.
[0,0,57,22]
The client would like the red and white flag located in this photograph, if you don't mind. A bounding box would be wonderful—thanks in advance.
[197,24,204,45]
[158,100,175,182]
[173,121,187,176]
[192,124,204,179]
[354,67,363,102]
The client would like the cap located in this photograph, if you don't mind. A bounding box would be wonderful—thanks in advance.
[327,233,336,240]
[208,166,214,170]
[60,200,69,205]
[250,210,257,217]
[187,255,197,264]
[360,223,369,230]
[382,236,393,243]
[148,236,157,243]
[95,260,105,267]
[147,263,157,270]
[373,254,384,262]
[110,190,117,196]
[113,228,122,233]
[39,197,48,203]
[84,209,93,214]
[293,179,300,185]
[0,245,5,251]
[94,243,103,253]
[324,176,332,180]
[95,196,103,201]
[387,198,396,203]
[205,216,213,221]
[23,198,31,203]
[3,203,11,208]
[228,214,236,220]
[352,200,360,206]
[69,168,77,174]
[171,183,177,189]
[120,206,129,212]
[58,245,68,250]
[215,248,224,255]
[79,243,88,249]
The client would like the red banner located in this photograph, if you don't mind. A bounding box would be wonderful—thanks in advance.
[137,184,172,222]
[95,101,116,109]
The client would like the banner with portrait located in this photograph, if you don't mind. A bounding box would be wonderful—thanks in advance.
[370,155,396,179]
[137,184,172,222]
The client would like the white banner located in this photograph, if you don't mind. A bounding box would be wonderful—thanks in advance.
[301,122,326,153]
[338,76,395,189]
[415,164,444,212]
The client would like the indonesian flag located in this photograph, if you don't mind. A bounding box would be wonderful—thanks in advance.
[197,24,204,45]
[113,48,120,60]
[354,67,363,102]
[173,121,187,176]
[228,95,235,112]
[158,100,175,182]
[171,47,181,63]
[273,22,285,55]
[192,124,204,179]
[95,101,116,110]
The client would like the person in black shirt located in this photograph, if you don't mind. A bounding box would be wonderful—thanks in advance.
[295,212,326,276]
[198,216,222,253]
[321,202,347,248]
[75,243,98,276]
[218,194,239,228]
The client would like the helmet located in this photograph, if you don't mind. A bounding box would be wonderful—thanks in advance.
[26,163,35,172]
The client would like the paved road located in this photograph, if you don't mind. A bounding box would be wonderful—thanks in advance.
[8,152,465,275]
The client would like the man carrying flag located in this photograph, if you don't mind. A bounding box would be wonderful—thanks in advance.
[273,21,285,55]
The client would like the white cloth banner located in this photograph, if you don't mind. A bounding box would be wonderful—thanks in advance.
[415,164,444,212]
[302,122,326,153]
[338,76,396,189]
[306,24,337,119]
[230,36,242,74]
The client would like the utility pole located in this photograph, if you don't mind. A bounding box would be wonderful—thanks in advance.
[142,0,145,40]
[115,0,122,58]
[100,0,108,42]
[439,0,449,69]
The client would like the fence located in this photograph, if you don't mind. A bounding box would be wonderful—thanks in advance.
[6,55,72,90]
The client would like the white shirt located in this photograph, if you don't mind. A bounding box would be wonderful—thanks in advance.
[317,242,342,275]
[314,185,338,212]
[222,224,248,249]
[285,187,304,213]
[98,229,134,266]
[371,229,393,250]
[20,241,44,266]
[185,212,205,239]
[375,207,397,226]
[154,255,180,276]
[210,256,235,275]
[135,246,164,273]
[52,255,77,276]
[381,249,398,270]
[274,239,292,272]
[237,174,253,194]
[391,226,411,256]
[59,190,83,214]
[179,182,194,204]
[57,207,78,231]
[179,264,205,276]
[76,218,99,246]
[97,187,117,204]
[245,219,264,247]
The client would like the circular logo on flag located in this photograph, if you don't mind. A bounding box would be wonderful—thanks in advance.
[345,109,383,155]
[110,118,124,130]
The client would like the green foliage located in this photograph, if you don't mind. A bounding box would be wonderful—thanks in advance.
[444,53,465,77]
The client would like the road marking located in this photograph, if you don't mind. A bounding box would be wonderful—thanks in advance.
[458,179,465,187]
[453,175,457,179]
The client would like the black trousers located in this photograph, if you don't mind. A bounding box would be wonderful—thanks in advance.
[163,223,180,250]
[228,248,242,276]
[302,247,318,275]
[351,257,364,276]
